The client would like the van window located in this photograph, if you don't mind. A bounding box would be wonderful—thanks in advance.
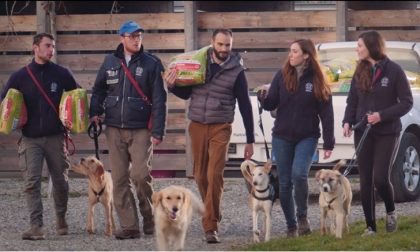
[318,48,420,94]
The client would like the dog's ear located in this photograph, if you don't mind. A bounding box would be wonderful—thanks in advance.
[264,160,272,174]
[315,170,322,182]
[240,160,254,185]
[95,163,105,177]
[336,173,342,184]
[152,191,162,209]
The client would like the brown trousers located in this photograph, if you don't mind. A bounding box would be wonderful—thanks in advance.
[189,121,232,232]
[105,126,153,231]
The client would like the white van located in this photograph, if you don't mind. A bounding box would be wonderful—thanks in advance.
[228,41,420,202]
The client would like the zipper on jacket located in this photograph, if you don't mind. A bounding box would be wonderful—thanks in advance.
[121,66,126,128]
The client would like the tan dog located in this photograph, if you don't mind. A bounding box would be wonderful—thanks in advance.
[315,160,352,239]
[72,156,115,236]
[152,185,204,251]
[240,160,276,243]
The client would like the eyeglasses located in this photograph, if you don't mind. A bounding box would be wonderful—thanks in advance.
[123,33,143,40]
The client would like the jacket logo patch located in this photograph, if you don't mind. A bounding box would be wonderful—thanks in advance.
[50,82,58,92]
[106,79,119,85]
[106,70,118,77]
[136,67,143,77]
[381,77,389,87]
[305,82,313,92]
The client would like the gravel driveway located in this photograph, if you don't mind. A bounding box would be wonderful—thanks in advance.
[1,177,419,251]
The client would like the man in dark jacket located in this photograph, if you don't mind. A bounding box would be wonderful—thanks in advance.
[89,20,167,239]
[164,29,255,243]
[1,33,78,240]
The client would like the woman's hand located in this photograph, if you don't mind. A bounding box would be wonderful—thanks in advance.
[343,122,352,137]
[367,112,381,125]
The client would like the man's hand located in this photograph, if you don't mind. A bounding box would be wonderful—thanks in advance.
[152,137,162,146]
[323,150,332,159]
[90,115,102,126]
[244,143,254,160]
[162,68,177,88]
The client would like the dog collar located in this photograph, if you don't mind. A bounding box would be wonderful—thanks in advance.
[92,186,105,202]
[252,184,276,202]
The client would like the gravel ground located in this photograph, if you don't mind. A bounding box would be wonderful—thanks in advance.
[1,177,419,251]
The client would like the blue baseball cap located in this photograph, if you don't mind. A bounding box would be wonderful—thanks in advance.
[119,21,144,35]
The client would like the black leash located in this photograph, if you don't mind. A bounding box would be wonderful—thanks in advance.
[257,99,271,160]
[343,114,372,177]
[88,122,102,160]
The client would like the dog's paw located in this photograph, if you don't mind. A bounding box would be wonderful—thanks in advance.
[87,228,95,234]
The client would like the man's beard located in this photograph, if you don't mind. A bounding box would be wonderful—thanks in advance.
[213,49,229,62]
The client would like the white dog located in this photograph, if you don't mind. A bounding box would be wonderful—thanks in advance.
[240,159,276,243]
[152,185,204,251]
[315,160,352,239]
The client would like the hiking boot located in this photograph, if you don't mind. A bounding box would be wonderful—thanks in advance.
[361,226,376,237]
[298,217,311,236]
[114,229,140,240]
[143,218,155,235]
[205,230,220,243]
[22,226,45,240]
[286,226,298,238]
[386,212,398,233]
[56,216,68,235]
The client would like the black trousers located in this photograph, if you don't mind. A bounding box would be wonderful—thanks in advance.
[355,131,399,231]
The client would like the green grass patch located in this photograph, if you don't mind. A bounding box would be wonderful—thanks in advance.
[236,215,420,251]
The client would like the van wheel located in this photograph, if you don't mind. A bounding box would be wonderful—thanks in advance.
[391,132,420,202]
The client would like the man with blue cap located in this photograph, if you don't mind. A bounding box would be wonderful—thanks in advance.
[90,20,167,239]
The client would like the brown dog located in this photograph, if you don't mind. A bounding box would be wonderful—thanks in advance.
[152,185,204,251]
[315,160,352,239]
[72,156,115,236]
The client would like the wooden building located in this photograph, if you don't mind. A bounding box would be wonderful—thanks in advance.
[1,1,419,177]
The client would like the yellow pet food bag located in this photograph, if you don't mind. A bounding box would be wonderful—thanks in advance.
[168,46,209,86]
[59,88,89,134]
[0,88,27,134]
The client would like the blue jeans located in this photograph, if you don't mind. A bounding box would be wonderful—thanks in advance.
[272,136,318,229]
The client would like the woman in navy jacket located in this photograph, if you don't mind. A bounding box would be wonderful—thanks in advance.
[343,31,413,236]
[259,39,335,237]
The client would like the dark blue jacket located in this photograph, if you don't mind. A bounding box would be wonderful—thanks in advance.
[343,57,413,135]
[1,60,78,137]
[89,44,167,140]
[262,65,335,150]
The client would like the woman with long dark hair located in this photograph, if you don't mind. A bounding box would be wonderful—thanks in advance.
[343,31,413,236]
[258,39,335,237]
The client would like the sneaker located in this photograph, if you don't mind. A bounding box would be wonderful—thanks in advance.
[114,229,141,240]
[286,226,298,238]
[143,218,155,235]
[56,216,68,235]
[386,212,397,233]
[205,230,221,244]
[298,217,311,236]
[361,227,376,237]
[22,226,45,240]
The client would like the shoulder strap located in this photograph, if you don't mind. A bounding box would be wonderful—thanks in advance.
[120,60,152,106]
[25,65,58,115]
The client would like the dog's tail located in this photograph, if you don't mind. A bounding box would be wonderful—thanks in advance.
[189,189,205,216]
[333,159,347,172]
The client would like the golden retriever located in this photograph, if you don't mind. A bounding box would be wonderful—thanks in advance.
[315,160,352,239]
[152,185,204,251]
[71,156,115,236]
[240,160,276,243]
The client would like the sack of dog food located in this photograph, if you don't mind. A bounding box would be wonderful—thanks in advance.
[168,46,209,86]
[0,88,27,134]
[59,88,89,134]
